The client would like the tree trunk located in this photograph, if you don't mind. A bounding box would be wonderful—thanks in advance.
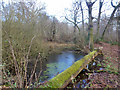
[87,3,94,51]
[96,0,103,39]
[80,2,84,31]
[101,2,120,39]
[73,13,77,44]
[40,49,102,88]
[51,17,56,41]
[85,0,97,51]
[117,7,120,43]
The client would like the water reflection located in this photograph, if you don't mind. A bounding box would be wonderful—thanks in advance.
[40,51,84,82]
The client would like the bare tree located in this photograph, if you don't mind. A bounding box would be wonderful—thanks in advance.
[79,0,84,31]
[117,2,120,43]
[85,0,97,51]
[65,1,81,43]
[51,16,57,42]
[101,0,120,39]
[2,1,45,88]
[96,0,104,39]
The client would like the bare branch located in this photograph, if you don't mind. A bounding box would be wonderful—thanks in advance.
[36,53,42,82]
[3,67,14,87]
[24,35,36,87]
[101,2,120,38]
[26,35,36,60]
[65,17,81,32]
[3,30,22,87]
[92,0,97,5]
[86,0,97,7]
[111,0,116,8]
[28,53,40,86]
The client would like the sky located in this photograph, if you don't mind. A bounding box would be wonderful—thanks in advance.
[2,0,119,22]
[2,0,73,21]
[39,0,73,21]
[38,0,119,22]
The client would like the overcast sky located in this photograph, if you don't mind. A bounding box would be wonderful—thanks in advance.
[2,0,119,22]
[39,0,119,22]
[40,0,73,21]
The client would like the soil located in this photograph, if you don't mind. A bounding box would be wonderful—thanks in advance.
[87,42,120,88]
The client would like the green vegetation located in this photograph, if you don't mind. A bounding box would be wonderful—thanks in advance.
[2,1,76,88]
[39,50,102,88]
[1,0,119,88]
[99,57,119,75]
[104,63,118,75]
[95,38,120,46]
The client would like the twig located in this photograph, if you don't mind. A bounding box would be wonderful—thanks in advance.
[3,68,14,87]
[65,17,81,33]
[36,53,42,82]
[28,53,40,86]
[26,35,36,60]
[24,35,36,87]
[4,30,21,87]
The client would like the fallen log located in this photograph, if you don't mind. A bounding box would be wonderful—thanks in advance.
[40,49,102,88]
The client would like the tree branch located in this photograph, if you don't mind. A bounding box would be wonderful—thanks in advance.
[92,0,97,6]
[24,35,36,87]
[111,0,116,8]
[65,17,81,32]
[28,53,40,86]
[101,2,120,38]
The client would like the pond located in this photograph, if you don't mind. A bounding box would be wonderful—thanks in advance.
[39,50,84,82]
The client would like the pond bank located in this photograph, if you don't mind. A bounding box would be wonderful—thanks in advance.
[27,42,86,84]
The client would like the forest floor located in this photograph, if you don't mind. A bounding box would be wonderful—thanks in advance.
[88,42,119,88]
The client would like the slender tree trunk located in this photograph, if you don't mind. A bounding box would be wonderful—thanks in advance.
[51,17,56,41]
[96,0,103,39]
[117,6,120,82]
[101,7,117,38]
[88,6,94,51]
[73,26,77,44]
[80,2,84,31]
[101,2,120,39]
[73,14,77,44]
[117,7,120,43]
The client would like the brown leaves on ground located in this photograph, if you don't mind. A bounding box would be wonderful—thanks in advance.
[94,42,119,60]
[94,42,119,69]
[88,42,120,88]
[89,72,118,88]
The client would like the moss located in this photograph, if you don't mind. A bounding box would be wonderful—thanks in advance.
[39,50,101,88]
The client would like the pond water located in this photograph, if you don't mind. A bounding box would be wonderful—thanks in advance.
[40,50,84,82]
